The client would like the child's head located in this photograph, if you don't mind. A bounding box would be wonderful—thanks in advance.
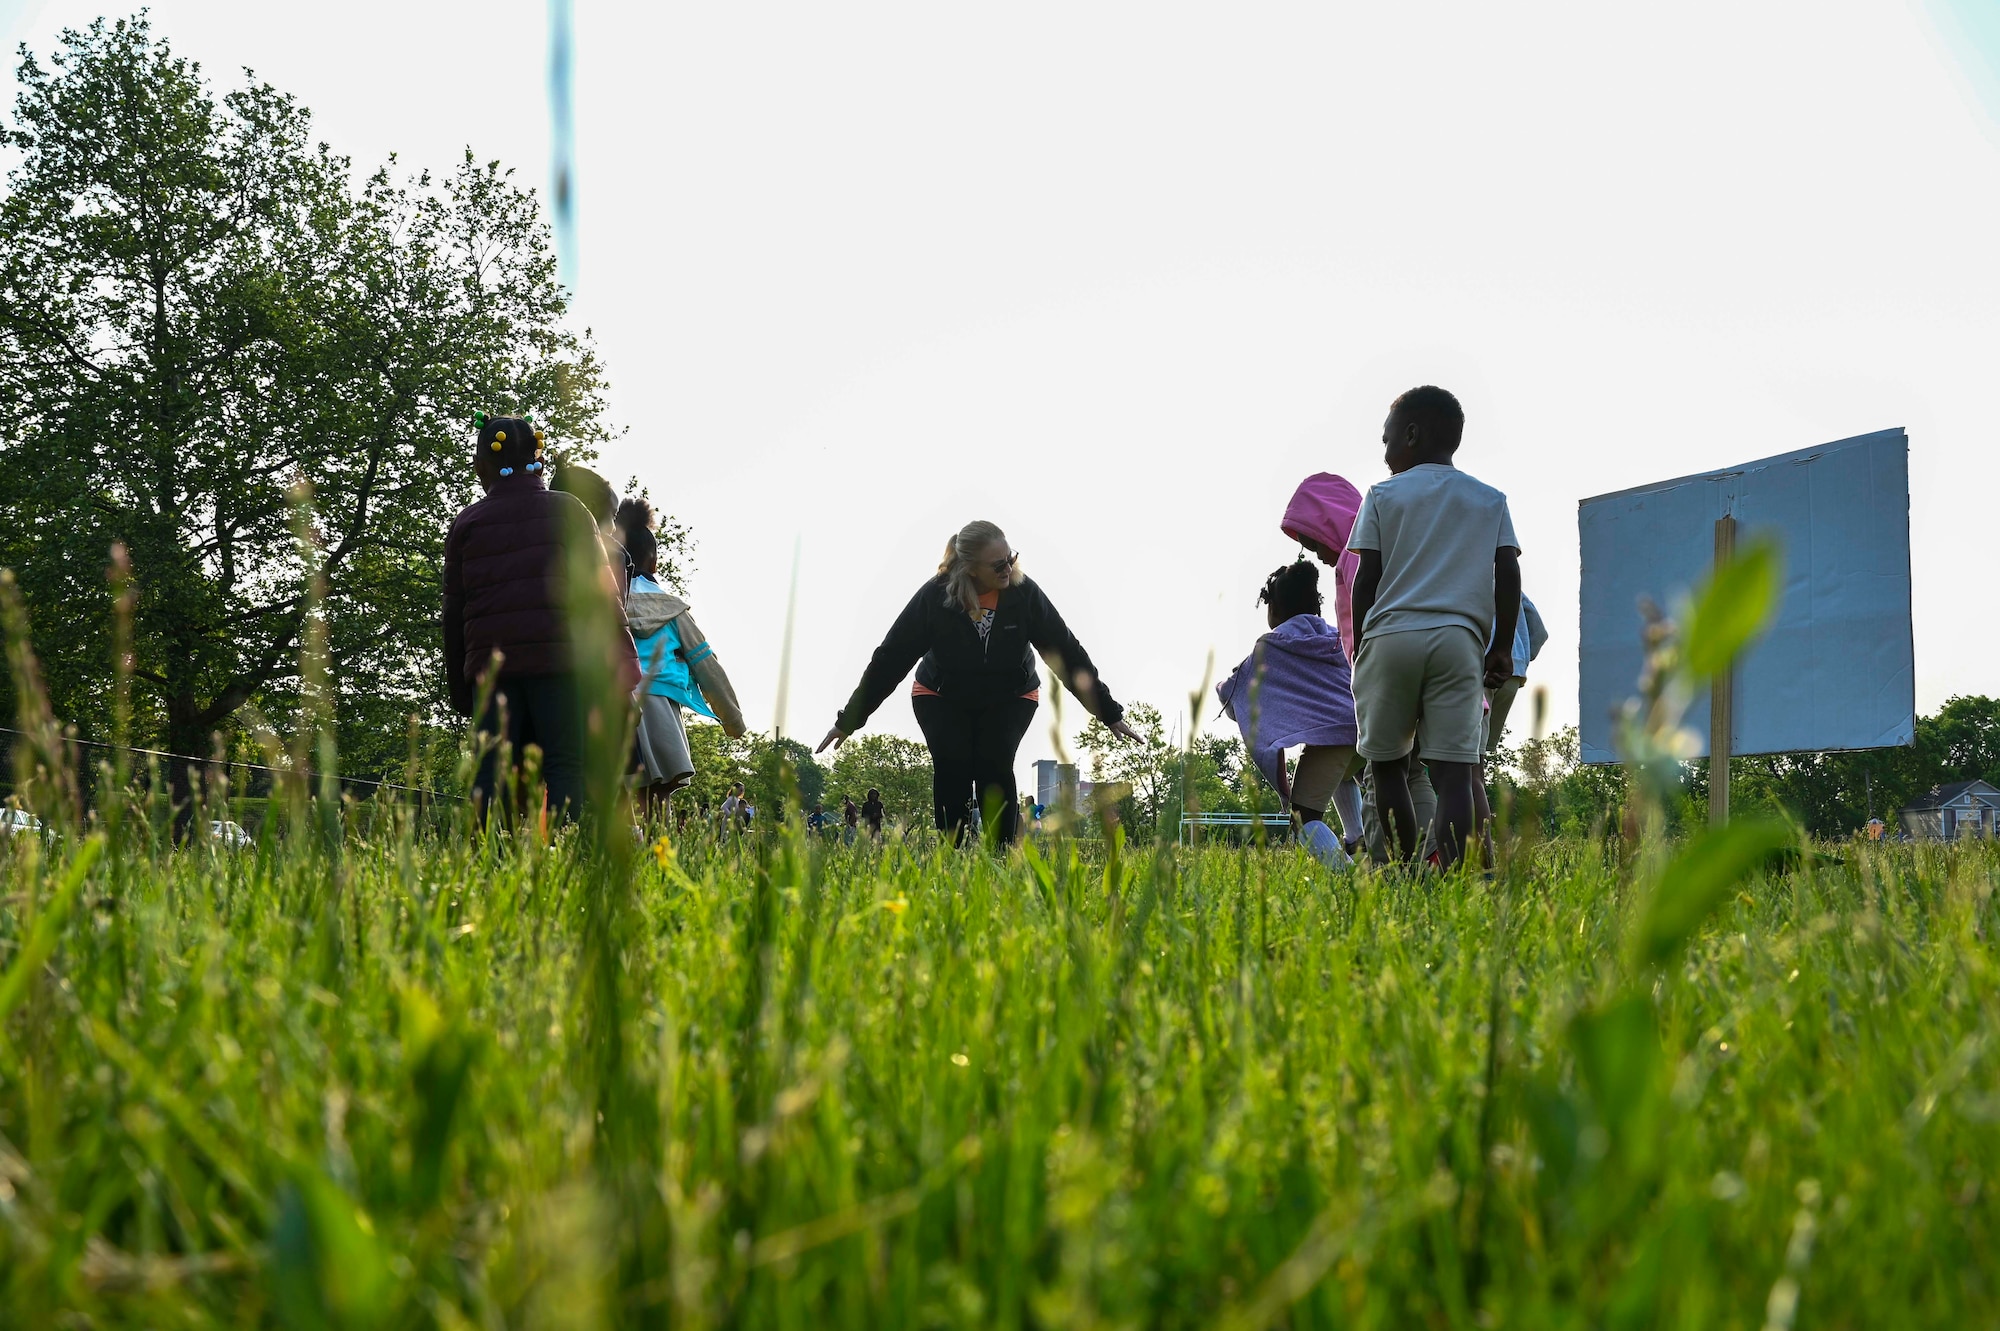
[1382,385,1464,474]
[1281,473,1362,567]
[1258,560,1323,628]
[553,463,618,525]
[473,413,546,490]
[615,496,654,549]
[627,525,659,579]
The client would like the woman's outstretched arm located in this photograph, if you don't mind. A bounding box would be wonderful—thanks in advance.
[819,582,935,751]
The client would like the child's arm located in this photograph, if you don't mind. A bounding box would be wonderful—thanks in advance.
[1487,548,1521,689]
[1350,550,1383,651]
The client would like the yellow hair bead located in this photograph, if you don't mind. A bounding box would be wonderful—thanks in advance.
[534,430,545,442]
[489,440,503,452]
[494,430,506,442]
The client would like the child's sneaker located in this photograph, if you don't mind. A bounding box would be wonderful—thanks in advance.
[1302,820,1352,872]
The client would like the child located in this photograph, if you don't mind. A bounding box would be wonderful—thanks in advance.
[443,413,607,822]
[1347,385,1520,868]
[1215,561,1360,870]
[1281,472,1418,857]
[625,525,745,816]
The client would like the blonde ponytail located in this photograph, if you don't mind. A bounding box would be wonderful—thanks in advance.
[938,519,1007,617]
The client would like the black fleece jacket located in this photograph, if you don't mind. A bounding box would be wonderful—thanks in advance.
[836,575,1123,734]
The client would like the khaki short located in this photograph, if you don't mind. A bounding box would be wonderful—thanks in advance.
[1291,744,1360,813]
[1353,624,1486,764]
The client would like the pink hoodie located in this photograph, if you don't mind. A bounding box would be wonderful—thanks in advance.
[1281,473,1364,662]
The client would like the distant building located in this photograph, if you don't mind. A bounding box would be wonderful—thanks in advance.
[1899,780,2000,841]
[1031,759,1092,811]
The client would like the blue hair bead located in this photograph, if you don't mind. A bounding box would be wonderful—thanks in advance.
[499,466,515,477]
[525,460,541,472]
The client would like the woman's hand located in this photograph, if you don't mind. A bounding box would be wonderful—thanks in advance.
[816,725,848,754]
[1107,717,1141,743]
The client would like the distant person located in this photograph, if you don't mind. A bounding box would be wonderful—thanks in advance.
[624,524,745,816]
[720,781,746,830]
[817,520,1137,845]
[807,801,830,834]
[1216,562,1359,870]
[1348,386,1521,868]
[862,788,885,837]
[842,795,860,845]
[444,413,626,823]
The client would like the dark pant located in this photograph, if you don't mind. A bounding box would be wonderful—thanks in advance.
[912,693,1038,845]
[472,673,587,824]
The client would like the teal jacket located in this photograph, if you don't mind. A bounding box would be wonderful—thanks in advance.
[628,576,719,720]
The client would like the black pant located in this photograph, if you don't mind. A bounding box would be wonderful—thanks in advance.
[912,693,1038,845]
[472,673,587,824]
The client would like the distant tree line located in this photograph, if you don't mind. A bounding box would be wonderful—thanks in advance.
[1496,696,2000,841]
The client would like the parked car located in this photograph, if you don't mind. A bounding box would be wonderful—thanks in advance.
[209,819,252,848]
[1,807,44,837]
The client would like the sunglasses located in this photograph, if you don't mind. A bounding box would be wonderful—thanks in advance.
[988,551,1020,575]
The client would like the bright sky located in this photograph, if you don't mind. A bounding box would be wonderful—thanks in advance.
[5,1,1998,778]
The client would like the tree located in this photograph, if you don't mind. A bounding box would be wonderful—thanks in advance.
[827,733,933,829]
[1075,702,1176,837]
[1688,695,2000,838]
[0,16,619,787]
[678,726,827,825]
[1494,699,2000,842]
[1495,725,1636,839]
[682,722,751,814]
[747,735,825,821]
[1181,732,1252,819]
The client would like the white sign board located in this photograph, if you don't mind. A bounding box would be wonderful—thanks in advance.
[1578,428,1914,765]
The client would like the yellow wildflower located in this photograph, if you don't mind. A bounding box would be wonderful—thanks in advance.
[881,897,909,916]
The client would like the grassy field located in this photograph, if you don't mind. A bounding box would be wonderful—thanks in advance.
[2,798,1996,1329]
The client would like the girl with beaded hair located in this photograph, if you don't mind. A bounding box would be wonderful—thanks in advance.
[443,412,634,823]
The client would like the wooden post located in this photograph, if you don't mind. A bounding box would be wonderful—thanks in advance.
[1710,515,1736,827]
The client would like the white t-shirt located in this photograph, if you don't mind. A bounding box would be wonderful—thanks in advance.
[1348,464,1519,642]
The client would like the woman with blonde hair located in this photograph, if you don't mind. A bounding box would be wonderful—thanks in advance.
[819,520,1136,845]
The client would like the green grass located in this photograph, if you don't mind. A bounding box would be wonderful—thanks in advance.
[2,811,1997,1328]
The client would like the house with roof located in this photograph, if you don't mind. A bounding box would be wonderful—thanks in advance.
[1899,779,2000,841]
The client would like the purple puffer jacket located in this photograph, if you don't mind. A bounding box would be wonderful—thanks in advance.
[442,473,636,715]
[1215,613,1357,793]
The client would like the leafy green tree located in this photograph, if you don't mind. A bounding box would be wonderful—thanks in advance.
[747,735,826,822]
[681,722,751,815]
[1689,695,2000,838]
[1496,725,1636,839]
[1497,700,2000,842]
[1181,733,1251,818]
[0,16,614,787]
[826,733,933,829]
[675,728,828,825]
[1075,702,1177,837]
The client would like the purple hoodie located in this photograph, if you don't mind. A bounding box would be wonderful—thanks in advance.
[1215,613,1357,794]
